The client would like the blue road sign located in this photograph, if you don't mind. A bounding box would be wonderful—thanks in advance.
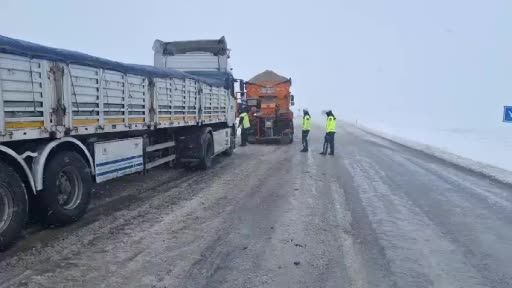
[503,106,512,122]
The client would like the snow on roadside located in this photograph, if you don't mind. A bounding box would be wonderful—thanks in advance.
[345,122,512,186]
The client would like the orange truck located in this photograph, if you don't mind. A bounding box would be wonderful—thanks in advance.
[244,70,295,144]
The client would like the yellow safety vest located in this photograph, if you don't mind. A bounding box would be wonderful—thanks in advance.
[240,112,250,129]
[302,115,311,131]
[326,116,336,132]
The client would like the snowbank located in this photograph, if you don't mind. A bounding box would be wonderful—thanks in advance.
[349,122,512,185]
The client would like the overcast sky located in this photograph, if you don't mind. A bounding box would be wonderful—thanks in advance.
[1,0,510,130]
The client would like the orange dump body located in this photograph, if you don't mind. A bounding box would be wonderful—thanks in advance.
[246,81,292,117]
[243,70,294,144]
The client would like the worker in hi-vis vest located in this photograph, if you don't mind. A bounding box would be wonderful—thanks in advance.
[320,110,336,155]
[238,108,251,146]
[300,109,312,152]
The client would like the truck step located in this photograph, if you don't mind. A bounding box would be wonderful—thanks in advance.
[145,155,176,170]
[146,141,175,152]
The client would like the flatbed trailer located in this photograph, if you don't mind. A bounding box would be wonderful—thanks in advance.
[0,35,237,249]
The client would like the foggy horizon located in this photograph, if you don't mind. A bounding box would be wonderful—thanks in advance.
[1,0,510,130]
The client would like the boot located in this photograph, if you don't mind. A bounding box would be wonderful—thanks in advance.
[320,142,328,155]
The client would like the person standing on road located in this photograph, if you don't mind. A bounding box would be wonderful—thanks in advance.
[238,108,251,146]
[320,110,336,155]
[301,109,312,152]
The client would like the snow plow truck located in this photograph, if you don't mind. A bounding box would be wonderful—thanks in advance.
[243,70,294,144]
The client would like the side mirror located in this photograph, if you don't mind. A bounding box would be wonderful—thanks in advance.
[290,94,295,106]
[239,80,246,99]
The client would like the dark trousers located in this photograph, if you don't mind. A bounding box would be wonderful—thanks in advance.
[302,130,310,150]
[322,132,335,154]
[241,128,249,146]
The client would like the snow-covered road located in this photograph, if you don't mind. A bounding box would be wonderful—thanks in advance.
[1,125,511,287]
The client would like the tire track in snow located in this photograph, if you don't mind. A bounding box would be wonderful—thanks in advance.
[344,154,487,288]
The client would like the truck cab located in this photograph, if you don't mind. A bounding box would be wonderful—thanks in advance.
[153,37,237,129]
[153,36,230,72]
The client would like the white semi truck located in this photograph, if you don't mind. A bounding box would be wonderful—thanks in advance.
[0,35,238,249]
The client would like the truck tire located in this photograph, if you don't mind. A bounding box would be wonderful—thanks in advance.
[38,151,92,226]
[199,133,214,170]
[0,161,28,250]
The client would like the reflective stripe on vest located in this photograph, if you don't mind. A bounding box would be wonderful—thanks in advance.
[326,116,336,132]
[240,112,250,128]
[302,115,311,130]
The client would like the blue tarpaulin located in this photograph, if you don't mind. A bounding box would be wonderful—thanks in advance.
[186,71,234,90]
[0,34,230,88]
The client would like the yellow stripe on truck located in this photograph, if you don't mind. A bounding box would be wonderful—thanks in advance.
[128,117,145,124]
[73,119,99,126]
[159,116,193,122]
[105,118,124,124]
[6,121,44,129]
[158,116,173,122]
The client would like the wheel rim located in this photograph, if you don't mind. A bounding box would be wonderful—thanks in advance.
[56,167,83,210]
[0,184,14,232]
